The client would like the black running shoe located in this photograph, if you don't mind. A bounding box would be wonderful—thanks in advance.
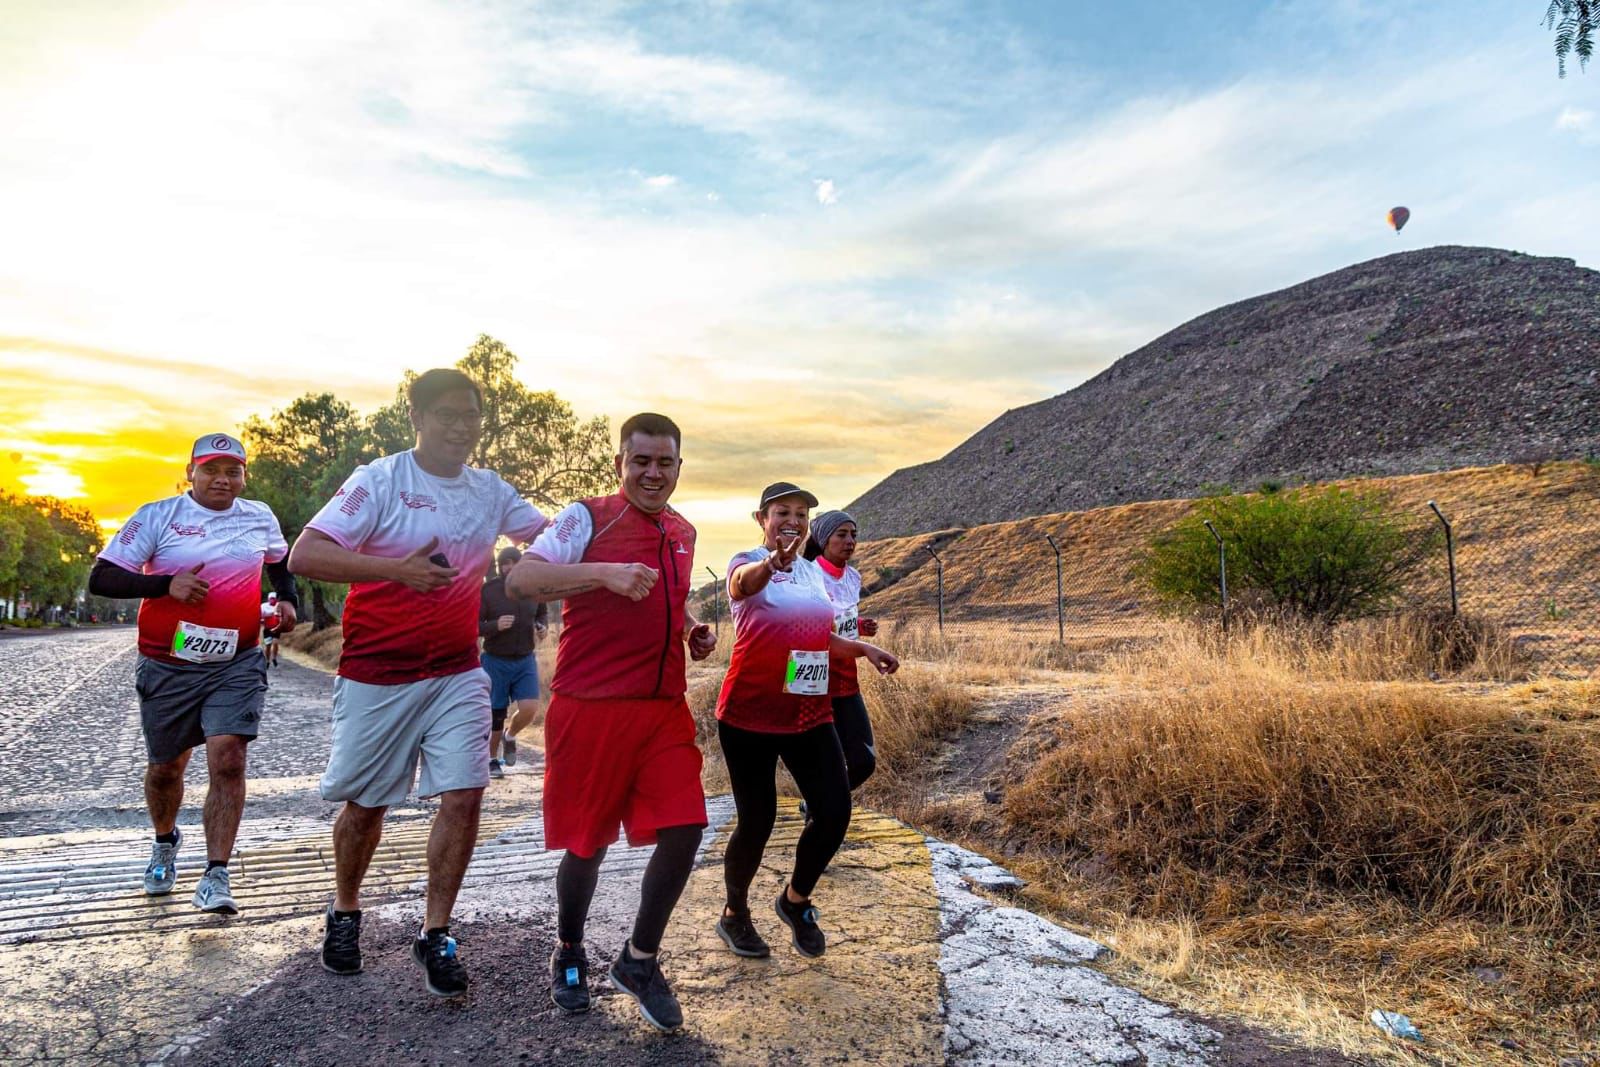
[489,758,504,780]
[609,941,683,1032]
[716,909,771,958]
[412,928,469,998]
[321,905,363,975]
[775,891,826,958]
[549,942,591,1014]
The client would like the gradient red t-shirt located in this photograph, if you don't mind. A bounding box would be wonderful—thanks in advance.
[305,451,547,686]
[716,548,836,733]
[100,494,288,664]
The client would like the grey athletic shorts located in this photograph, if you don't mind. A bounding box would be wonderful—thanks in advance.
[135,651,267,765]
[319,668,492,808]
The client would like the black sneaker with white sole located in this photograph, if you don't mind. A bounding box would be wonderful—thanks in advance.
[412,928,469,997]
[321,906,363,975]
[716,909,771,958]
[775,890,826,957]
[550,942,591,1013]
[609,941,683,1032]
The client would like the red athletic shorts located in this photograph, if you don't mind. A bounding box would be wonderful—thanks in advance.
[542,693,707,858]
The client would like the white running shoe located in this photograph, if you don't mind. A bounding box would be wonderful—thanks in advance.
[193,866,238,915]
[143,830,181,896]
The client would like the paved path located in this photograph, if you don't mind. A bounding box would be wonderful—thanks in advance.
[0,630,1353,1066]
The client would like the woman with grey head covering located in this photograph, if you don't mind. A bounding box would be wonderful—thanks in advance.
[803,511,883,792]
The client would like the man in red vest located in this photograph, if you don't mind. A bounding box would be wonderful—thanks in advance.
[507,412,715,1033]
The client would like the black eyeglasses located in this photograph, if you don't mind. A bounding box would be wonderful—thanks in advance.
[429,407,483,427]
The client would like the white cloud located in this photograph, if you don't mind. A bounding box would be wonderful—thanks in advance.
[1556,106,1594,134]
[814,178,839,205]
[644,173,678,187]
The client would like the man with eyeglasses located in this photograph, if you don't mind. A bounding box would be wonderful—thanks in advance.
[289,368,549,998]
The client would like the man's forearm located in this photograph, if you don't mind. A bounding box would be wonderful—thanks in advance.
[505,560,614,602]
[287,533,400,584]
[88,559,171,600]
[265,559,300,609]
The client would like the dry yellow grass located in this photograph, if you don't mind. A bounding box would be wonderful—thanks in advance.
[963,620,1600,1065]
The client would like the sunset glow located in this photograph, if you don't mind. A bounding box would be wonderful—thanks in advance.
[4,2,1594,567]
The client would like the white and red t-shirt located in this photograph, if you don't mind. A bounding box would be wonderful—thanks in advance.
[100,494,288,664]
[817,557,862,697]
[260,600,282,635]
[716,547,837,733]
[305,450,547,686]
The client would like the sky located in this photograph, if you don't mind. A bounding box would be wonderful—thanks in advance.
[2,0,1596,573]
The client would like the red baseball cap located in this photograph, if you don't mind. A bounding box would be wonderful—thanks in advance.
[192,432,247,467]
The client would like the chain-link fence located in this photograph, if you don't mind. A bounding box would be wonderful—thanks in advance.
[847,465,1600,675]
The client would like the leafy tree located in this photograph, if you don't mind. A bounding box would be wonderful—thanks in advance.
[243,393,373,627]
[1140,487,1437,622]
[368,336,614,508]
[1546,1,1594,76]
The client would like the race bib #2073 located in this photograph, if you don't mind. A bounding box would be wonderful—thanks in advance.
[172,621,239,664]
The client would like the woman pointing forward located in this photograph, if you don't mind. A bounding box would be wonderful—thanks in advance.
[714,482,898,960]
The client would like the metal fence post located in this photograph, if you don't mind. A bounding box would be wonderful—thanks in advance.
[704,566,721,635]
[1044,533,1064,643]
[1203,520,1228,632]
[924,545,944,636]
[1426,501,1458,617]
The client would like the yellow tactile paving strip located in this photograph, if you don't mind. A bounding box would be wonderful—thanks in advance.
[0,781,950,1064]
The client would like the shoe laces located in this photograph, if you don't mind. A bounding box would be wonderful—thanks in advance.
[428,934,466,977]
[327,912,360,951]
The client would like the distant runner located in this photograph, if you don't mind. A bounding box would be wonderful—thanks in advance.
[715,484,898,960]
[289,368,547,999]
[804,511,879,791]
[259,591,283,669]
[506,412,715,1032]
[89,432,298,915]
[479,545,548,779]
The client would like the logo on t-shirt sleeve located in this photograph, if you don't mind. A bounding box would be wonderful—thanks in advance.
[555,512,581,542]
[338,486,370,517]
[118,520,143,546]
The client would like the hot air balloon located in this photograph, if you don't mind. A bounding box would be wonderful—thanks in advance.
[1386,206,1410,234]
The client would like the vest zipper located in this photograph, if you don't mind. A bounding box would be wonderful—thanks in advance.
[654,519,672,698]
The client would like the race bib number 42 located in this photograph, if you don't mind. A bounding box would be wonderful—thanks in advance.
[172,621,238,664]
[784,649,829,695]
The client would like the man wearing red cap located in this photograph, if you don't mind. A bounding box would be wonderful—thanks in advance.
[91,432,299,915]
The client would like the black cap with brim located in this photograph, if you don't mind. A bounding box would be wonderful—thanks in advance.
[759,481,819,509]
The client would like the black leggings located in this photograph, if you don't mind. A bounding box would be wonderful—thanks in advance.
[718,721,850,910]
[555,823,702,955]
[831,693,877,791]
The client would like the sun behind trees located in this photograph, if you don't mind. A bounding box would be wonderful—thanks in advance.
[242,334,613,627]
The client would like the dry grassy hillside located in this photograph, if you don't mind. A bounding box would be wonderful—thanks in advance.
[855,460,1600,670]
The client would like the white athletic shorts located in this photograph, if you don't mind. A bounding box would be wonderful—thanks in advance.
[320,668,492,808]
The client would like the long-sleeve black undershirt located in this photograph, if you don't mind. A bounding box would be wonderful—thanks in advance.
[89,558,300,609]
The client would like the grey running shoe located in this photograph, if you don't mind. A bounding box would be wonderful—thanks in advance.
[550,942,591,1013]
[501,734,517,767]
[609,942,683,1032]
[489,759,505,780]
[193,866,238,915]
[143,830,181,896]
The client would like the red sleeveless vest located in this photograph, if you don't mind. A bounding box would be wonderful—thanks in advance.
[550,493,696,700]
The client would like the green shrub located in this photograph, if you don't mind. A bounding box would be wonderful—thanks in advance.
[1140,487,1437,622]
